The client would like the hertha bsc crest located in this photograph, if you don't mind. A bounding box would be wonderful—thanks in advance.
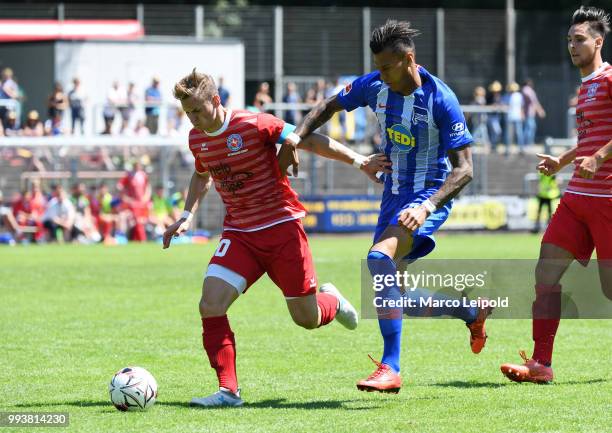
[227,134,243,152]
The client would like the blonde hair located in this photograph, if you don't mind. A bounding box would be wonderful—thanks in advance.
[173,68,218,101]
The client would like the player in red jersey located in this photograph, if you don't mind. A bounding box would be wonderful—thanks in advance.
[163,69,390,407]
[501,6,612,384]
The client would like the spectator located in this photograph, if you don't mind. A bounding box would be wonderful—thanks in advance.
[0,190,21,245]
[71,182,100,243]
[22,111,44,136]
[131,119,150,137]
[253,82,273,112]
[315,78,326,102]
[150,184,173,237]
[96,183,116,243]
[42,185,76,243]
[144,76,162,135]
[217,76,231,107]
[117,160,151,242]
[522,78,546,146]
[532,173,560,233]
[102,81,122,135]
[470,86,488,144]
[120,82,137,134]
[3,111,21,136]
[0,67,19,128]
[68,77,87,135]
[44,111,66,136]
[486,80,504,152]
[282,82,302,125]
[0,119,4,136]
[504,82,525,154]
[47,82,68,124]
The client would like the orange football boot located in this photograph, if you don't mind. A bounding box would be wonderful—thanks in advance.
[356,355,402,394]
[500,350,554,384]
[466,302,493,354]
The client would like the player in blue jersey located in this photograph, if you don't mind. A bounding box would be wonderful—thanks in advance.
[279,20,493,393]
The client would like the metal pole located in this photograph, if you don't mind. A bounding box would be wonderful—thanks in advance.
[362,7,371,74]
[136,4,144,27]
[195,5,204,40]
[436,8,445,80]
[57,3,65,21]
[274,6,283,119]
[506,0,516,85]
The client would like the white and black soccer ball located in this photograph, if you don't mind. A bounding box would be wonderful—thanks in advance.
[109,366,158,411]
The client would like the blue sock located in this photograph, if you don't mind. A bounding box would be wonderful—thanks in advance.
[403,288,478,323]
[367,250,402,373]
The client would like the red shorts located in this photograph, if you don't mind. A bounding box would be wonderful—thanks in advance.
[542,192,612,263]
[208,219,317,297]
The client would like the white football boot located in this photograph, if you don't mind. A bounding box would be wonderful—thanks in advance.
[190,387,244,408]
[319,283,358,330]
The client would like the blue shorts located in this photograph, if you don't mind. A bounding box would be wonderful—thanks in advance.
[373,188,452,260]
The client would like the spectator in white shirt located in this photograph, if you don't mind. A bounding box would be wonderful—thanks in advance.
[42,186,76,242]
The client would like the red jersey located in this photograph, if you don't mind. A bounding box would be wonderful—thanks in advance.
[189,109,305,231]
[568,62,612,197]
[118,169,149,202]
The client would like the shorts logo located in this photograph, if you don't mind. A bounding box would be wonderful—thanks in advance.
[587,83,599,98]
[342,83,352,96]
[226,134,243,152]
[386,123,415,150]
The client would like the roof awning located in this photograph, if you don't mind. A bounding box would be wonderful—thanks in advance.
[0,19,144,42]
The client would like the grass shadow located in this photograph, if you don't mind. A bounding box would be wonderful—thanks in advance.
[430,381,510,389]
[15,398,381,411]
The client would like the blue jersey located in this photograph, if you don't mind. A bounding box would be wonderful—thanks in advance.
[336,66,472,196]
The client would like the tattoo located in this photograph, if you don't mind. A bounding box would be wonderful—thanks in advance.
[295,95,344,138]
[428,145,473,209]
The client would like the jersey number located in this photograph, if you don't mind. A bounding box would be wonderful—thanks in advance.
[214,239,231,257]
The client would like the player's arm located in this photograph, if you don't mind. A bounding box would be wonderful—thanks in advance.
[162,170,212,249]
[278,95,346,176]
[295,94,345,139]
[398,145,473,232]
[575,140,612,179]
[536,146,578,176]
[298,132,391,183]
[428,145,473,209]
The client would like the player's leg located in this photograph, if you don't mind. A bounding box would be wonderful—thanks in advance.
[590,197,612,301]
[191,234,265,408]
[264,220,357,330]
[357,224,411,393]
[502,194,593,383]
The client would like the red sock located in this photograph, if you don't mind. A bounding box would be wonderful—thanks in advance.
[317,293,338,327]
[532,283,561,366]
[201,315,238,393]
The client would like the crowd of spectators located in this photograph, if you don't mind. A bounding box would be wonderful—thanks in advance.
[0,161,187,246]
[468,78,547,155]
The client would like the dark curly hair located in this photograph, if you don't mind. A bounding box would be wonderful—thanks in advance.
[572,6,610,38]
[370,20,420,55]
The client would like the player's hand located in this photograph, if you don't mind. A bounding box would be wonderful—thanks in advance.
[277,141,299,177]
[575,155,602,179]
[397,206,430,231]
[162,218,191,249]
[361,153,392,184]
[536,153,561,176]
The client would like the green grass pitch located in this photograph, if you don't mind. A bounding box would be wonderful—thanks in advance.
[1,233,610,433]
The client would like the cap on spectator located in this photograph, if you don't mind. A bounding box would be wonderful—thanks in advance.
[152,75,161,83]
[488,81,502,93]
[507,82,520,92]
[27,110,39,120]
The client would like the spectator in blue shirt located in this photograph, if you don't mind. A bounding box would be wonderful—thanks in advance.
[145,76,162,135]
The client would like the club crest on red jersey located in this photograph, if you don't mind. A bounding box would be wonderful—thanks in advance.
[586,83,599,98]
[227,134,243,152]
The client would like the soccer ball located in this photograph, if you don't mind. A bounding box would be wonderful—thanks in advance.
[109,366,158,411]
